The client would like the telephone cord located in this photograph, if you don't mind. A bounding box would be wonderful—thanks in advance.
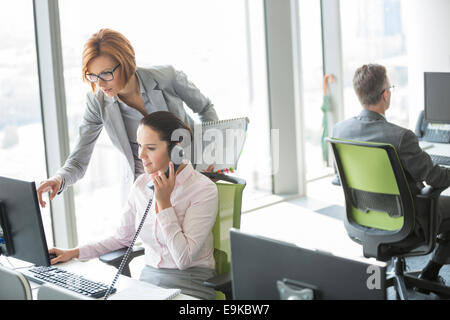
[103,196,153,300]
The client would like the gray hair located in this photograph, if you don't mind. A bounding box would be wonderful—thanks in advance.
[353,64,388,106]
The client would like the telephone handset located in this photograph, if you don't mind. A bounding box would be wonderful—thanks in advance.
[103,144,185,300]
[415,110,428,138]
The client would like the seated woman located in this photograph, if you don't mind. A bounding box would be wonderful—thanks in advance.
[49,111,218,300]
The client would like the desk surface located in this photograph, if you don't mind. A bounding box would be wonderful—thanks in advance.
[45,259,196,300]
[0,256,196,300]
[240,201,386,267]
[420,141,450,157]
[418,141,450,196]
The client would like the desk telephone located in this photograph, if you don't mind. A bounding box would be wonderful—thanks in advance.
[103,144,184,299]
[415,110,450,143]
[414,111,450,166]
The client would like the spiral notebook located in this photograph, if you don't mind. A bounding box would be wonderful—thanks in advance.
[194,117,249,173]
[109,279,181,300]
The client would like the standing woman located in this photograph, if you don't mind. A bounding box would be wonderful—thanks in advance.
[37,28,218,207]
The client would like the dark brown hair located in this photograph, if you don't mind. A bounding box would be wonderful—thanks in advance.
[353,64,388,106]
[139,111,192,150]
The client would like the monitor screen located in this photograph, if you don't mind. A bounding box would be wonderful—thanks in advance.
[230,229,387,300]
[424,72,450,124]
[0,176,51,266]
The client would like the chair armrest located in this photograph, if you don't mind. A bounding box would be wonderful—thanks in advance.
[99,246,145,267]
[201,172,246,186]
[203,272,231,293]
[417,186,448,199]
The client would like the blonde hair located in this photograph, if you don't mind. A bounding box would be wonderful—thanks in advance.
[82,28,136,92]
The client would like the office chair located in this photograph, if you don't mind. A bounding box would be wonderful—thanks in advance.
[99,172,246,300]
[0,264,32,300]
[327,138,450,300]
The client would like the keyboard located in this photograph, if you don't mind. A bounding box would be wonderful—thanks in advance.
[430,154,450,166]
[23,266,116,298]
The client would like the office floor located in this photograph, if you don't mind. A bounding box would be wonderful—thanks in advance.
[128,175,450,299]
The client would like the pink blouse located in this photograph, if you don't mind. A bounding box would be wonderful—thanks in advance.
[78,161,218,270]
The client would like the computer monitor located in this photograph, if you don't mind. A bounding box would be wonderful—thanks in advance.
[0,176,51,267]
[230,229,387,300]
[424,72,450,124]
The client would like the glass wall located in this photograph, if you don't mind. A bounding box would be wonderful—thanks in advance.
[0,2,53,245]
[298,0,333,181]
[340,0,409,127]
[58,0,270,243]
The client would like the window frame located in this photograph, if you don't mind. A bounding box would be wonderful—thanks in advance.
[33,0,78,248]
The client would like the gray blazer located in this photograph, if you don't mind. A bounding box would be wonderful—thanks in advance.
[56,65,218,193]
[332,109,450,194]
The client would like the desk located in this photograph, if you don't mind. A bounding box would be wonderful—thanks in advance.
[420,141,450,196]
[240,200,385,267]
[421,141,450,157]
[0,256,196,300]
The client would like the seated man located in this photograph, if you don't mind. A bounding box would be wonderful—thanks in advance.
[333,64,450,282]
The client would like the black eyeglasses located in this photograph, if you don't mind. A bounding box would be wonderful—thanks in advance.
[85,64,120,83]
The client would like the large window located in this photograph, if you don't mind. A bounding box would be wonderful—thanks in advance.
[340,0,409,127]
[298,0,332,181]
[0,2,53,245]
[58,0,270,244]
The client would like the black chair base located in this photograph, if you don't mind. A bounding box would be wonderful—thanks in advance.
[387,257,450,300]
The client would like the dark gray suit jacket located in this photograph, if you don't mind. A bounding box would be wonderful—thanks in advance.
[332,109,450,195]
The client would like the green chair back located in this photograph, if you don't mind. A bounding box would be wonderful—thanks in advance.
[327,138,416,260]
[201,172,246,299]
[213,181,246,274]
[334,140,405,231]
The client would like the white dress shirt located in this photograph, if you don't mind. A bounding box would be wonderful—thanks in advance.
[78,160,218,270]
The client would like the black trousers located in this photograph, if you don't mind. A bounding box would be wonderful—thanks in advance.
[419,195,450,265]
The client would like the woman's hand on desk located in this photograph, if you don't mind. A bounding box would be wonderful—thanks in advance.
[37,176,62,208]
[48,247,79,265]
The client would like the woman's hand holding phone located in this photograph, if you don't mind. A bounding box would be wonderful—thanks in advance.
[152,162,176,211]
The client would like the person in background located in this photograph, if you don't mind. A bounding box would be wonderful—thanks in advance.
[49,111,218,300]
[333,64,450,284]
[37,28,218,208]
